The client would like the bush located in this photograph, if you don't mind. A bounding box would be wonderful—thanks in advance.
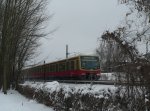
[17,84,149,111]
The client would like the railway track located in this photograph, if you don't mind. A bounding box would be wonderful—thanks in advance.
[47,80,115,85]
[43,80,145,86]
[26,79,146,86]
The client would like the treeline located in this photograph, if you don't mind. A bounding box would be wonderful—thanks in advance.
[0,0,48,94]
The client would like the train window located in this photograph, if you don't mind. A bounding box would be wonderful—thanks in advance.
[50,64,52,72]
[41,67,43,73]
[61,63,64,71]
[36,67,38,73]
[41,66,43,73]
[52,64,56,72]
[32,68,33,73]
[55,64,56,72]
[70,61,75,70]
[45,66,47,72]
[59,63,61,71]
[74,61,76,70]
[43,66,45,72]
[37,67,39,73]
[39,67,41,72]
[46,65,48,72]
[47,65,49,72]
[38,67,39,73]
[51,65,53,72]
[76,60,79,70]
[44,66,45,72]
[38,67,40,73]
[59,62,66,71]
[48,65,50,72]
[42,67,44,72]
[35,67,37,73]
[56,64,58,72]
[44,65,46,72]
[44,66,46,72]
[32,68,34,73]
[50,65,52,72]
[40,67,42,73]
[39,67,41,73]
[49,65,51,72]
[66,61,69,70]
[33,68,35,73]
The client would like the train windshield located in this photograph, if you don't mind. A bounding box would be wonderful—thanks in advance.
[80,56,100,70]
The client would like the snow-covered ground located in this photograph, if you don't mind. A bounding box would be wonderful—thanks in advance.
[0,90,54,111]
[0,77,116,111]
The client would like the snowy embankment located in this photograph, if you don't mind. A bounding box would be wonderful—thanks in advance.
[19,81,118,111]
[22,81,116,95]
[100,72,116,80]
[0,90,54,111]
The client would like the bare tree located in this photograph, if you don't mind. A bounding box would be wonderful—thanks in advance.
[97,26,150,110]
[96,1,150,110]
[119,0,150,13]
[0,0,49,94]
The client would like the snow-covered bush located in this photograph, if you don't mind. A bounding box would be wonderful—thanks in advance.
[18,82,149,111]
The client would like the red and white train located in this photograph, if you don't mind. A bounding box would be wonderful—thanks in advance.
[23,55,101,80]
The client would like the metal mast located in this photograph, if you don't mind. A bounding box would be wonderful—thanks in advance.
[66,44,69,59]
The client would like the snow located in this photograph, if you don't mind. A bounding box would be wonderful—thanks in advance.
[100,72,116,80]
[0,90,54,111]
[122,41,126,45]
[137,65,141,70]
[22,81,116,98]
[61,83,115,93]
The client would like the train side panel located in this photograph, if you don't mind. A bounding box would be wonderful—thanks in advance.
[23,55,101,80]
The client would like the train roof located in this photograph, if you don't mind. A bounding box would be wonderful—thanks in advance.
[43,54,99,64]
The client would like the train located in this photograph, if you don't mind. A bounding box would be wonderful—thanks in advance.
[22,55,101,80]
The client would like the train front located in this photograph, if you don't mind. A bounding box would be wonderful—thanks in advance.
[79,56,101,80]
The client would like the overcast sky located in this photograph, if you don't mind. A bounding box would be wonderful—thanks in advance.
[34,0,128,64]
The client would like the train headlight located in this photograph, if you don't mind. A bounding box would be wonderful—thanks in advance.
[96,73,101,76]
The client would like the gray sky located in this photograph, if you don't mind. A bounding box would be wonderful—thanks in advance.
[34,0,128,64]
